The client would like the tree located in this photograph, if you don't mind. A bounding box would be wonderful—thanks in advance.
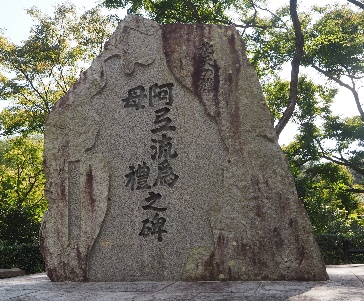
[103,0,239,24]
[292,162,362,233]
[304,5,364,122]
[0,136,45,244]
[236,1,364,196]
[0,3,118,136]
[240,2,363,130]
[263,74,364,228]
[0,4,118,244]
[317,116,364,182]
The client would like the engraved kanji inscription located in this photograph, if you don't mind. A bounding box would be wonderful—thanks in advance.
[139,213,167,242]
[122,85,147,110]
[200,40,214,58]
[151,133,178,161]
[123,83,174,110]
[199,41,215,91]
[154,159,179,187]
[122,82,178,241]
[125,162,151,191]
[149,83,174,107]
[151,107,176,133]
[142,191,167,212]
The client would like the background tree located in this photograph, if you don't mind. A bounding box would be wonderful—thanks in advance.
[0,4,118,136]
[0,4,118,247]
[305,5,364,122]
[103,0,240,24]
[0,136,45,244]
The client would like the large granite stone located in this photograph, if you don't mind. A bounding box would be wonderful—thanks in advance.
[40,15,328,282]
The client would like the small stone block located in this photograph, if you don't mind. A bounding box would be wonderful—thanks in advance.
[0,268,25,278]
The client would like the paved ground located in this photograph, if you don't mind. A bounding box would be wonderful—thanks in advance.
[0,265,363,300]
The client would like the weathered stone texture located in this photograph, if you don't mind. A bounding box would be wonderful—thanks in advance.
[40,15,328,281]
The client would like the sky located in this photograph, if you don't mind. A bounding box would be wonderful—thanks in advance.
[0,0,362,145]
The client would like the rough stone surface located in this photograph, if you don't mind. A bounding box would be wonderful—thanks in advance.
[40,15,328,282]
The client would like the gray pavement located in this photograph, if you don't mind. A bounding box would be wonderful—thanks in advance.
[0,265,363,300]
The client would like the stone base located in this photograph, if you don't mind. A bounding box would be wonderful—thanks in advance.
[0,268,25,279]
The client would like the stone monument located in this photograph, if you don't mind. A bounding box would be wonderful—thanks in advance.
[40,15,328,282]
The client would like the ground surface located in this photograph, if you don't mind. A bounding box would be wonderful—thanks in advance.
[0,265,363,300]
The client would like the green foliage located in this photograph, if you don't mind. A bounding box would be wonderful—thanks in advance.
[243,5,298,79]
[0,4,118,249]
[285,132,364,264]
[305,5,364,78]
[103,0,240,24]
[250,3,364,247]
[0,243,44,274]
[294,163,362,233]
[284,135,364,263]
[316,227,364,264]
[320,116,364,169]
[263,76,334,123]
[0,3,118,136]
[0,136,45,244]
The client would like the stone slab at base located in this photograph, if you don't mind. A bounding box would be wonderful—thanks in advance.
[0,266,363,300]
[0,268,25,279]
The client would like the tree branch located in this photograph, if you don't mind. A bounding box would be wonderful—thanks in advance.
[252,1,290,31]
[183,0,202,23]
[347,0,364,9]
[233,23,264,29]
[54,67,69,94]
[322,154,364,175]
[316,140,364,175]
[345,188,364,193]
[275,0,304,137]
[18,69,51,113]
[310,64,364,122]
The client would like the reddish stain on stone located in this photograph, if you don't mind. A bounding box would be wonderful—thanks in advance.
[228,266,233,280]
[76,246,88,281]
[162,24,222,120]
[256,203,264,219]
[86,164,96,209]
[239,240,248,256]
[225,30,243,140]
[213,60,221,118]
[59,140,70,203]
[47,267,55,281]
[273,226,284,249]
[191,47,205,97]
[203,251,215,279]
